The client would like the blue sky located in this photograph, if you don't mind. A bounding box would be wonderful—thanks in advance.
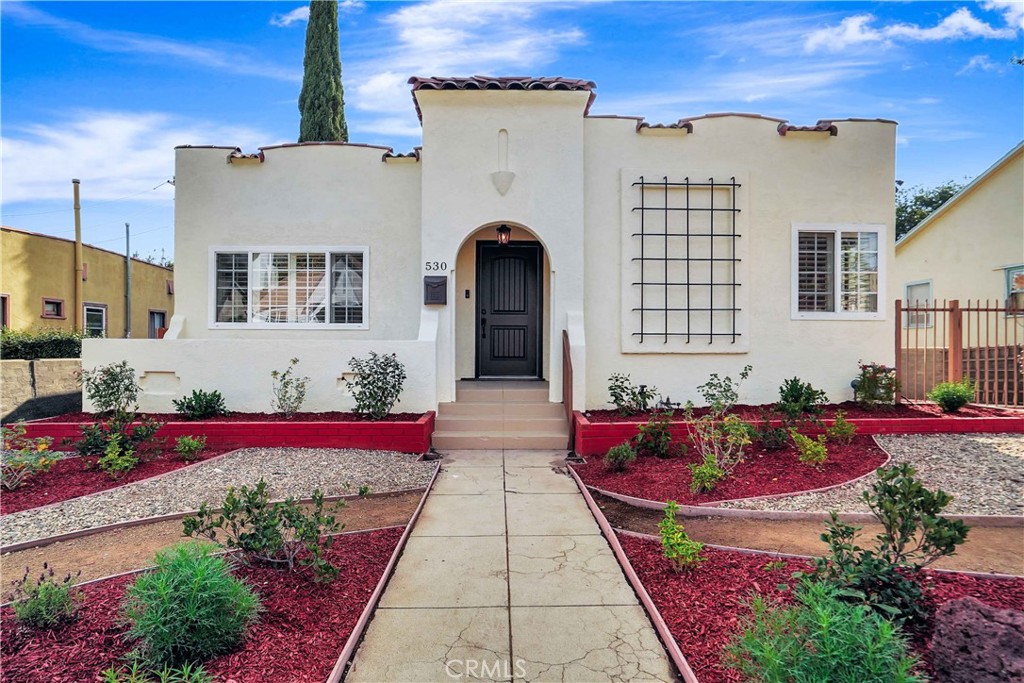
[2,0,1022,259]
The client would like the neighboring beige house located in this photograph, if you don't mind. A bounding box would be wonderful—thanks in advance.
[85,76,897,414]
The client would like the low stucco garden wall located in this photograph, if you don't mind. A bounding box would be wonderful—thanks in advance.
[1,359,81,422]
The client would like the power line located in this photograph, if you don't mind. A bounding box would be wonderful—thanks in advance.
[2,181,173,218]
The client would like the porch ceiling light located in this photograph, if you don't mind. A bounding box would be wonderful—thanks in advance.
[496,224,512,246]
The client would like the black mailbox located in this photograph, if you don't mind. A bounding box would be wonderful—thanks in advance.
[424,276,447,305]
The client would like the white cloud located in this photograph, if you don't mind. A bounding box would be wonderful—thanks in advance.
[957,54,1000,74]
[805,8,1017,53]
[270,6,309,28]
[1,111,272,204]
[2,3,300,82]
[981,0,1024,30]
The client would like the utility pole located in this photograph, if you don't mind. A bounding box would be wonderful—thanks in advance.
[124,222,132,338]
[72,179,84,331]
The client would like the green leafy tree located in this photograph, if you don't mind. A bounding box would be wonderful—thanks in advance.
[895,181,964,240]
[298,0,347,142]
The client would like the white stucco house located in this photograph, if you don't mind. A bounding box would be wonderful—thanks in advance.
[84,76,897,417]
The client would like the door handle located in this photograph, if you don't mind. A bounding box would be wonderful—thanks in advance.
[481,317,487,338]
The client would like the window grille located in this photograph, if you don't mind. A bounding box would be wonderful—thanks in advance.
[630,176,742,344]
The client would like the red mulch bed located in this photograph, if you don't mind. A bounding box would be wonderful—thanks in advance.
[1,449,231,516]
[618,534,1024,683]
[37,411,425,423]
[0,527,402,683]
[584,401,1019,423]
[572,435,887,505]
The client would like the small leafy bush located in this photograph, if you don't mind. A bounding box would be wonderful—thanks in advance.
[776,376,828,419]
[688,452,725,493]
[659,501,704,570]
[0,327,83,359]
[1,421,56,490]
[8,563,81,629]
[723,580,922,683]
[122,543,260,668]
[182,480,344,582]
[927,379,975,413]
[748,412,788,451]
[608,373,658,416]
[853,361,899,409]
[172,390,229,421]
[345,352,407,420]
[809,464,970,625]
[270,358,309,418]
[101,662,214,683]
[604,442,636,472]
[696,365,752,416]
[97,433,139,478]
[686,410,752,483]
[74,413,164,460]
[79,360,140,414]
[174,435,207,462]
[633,411,680,459]
[826,409,857,445]
[791,430,828,467]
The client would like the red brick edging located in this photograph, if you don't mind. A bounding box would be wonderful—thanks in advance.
[22,412,436,454]
[572,410,1024,457]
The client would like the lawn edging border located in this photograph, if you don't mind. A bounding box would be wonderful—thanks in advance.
[0,485,433,554]
[614,529,1024,581]
[572,410,1024,457]
[21,411,437,454]
[567,465,700,683]
[327,459,442,683]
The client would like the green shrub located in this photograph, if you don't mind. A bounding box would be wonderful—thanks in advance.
[748,412,788,451]
[182,480,344,582]
[101,662,214,683]
[688,452,725,493]
[607,373,658,416]
[604,442,636,472]
[122,543,260,668]
[0,327,83,359]
[76,414,166,458]
[927,379,975,413]
[270,358,309,418]
[659,501,704,570]
[791,430,828,467]
[79,360,140,415]
[809,464,970,625]
[345,352,407,420]
[97,433,139,478]
[826,409,858,445]
[853,361,899,409]
[723,580,922,683]
[633,411,679,458]
[173,435,207,462]
[1,421,56,491]
[8,563,81,629]
[686,411,752,482]
[696,365,752,416]
[172,390,229,421]
[776,376,828,419]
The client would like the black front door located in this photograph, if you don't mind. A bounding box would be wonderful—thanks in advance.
[476,241,542,378]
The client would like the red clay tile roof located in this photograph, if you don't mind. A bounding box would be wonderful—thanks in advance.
[637,120,694,133]
[777,121,838,136]
[408,76,597,121]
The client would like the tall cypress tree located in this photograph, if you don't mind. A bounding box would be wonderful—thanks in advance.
[298,0,347,142]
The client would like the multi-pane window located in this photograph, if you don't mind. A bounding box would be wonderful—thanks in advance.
[904,281,933,328]
[1007,265,1024,313]
[212,248,367,327]
[794,226,883,318]
[84,305,106,337]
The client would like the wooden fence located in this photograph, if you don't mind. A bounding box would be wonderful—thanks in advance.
[896,299,1023,406]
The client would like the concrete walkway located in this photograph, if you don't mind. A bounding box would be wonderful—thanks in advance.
[346,450,676,683]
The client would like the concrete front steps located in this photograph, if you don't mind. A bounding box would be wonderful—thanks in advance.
[432,381,571,450]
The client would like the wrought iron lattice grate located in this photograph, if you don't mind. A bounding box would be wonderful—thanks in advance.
[631,176,742,344]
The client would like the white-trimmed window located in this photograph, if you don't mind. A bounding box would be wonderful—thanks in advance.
[903,280,933,328]
[210,247,368,329]
[792,224,885,320]
[84,304,107,337]
[1006,265,1024,314]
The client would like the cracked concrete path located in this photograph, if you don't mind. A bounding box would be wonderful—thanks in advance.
[345,450,676,683]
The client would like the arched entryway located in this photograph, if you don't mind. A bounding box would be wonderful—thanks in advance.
[454,224,552,380]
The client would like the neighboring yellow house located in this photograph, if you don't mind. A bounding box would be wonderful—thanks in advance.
[0,227,174,338]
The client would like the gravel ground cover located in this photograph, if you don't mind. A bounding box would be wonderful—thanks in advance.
[718,433,1024,516]
[1,448,435,547]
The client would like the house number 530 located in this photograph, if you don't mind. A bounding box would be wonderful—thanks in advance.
[425,261,447,271]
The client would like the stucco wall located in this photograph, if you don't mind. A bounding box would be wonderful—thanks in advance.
[582,116,897,408]
[894,145,1023,305]
[1,359,81,421]
[0,228,173,337]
